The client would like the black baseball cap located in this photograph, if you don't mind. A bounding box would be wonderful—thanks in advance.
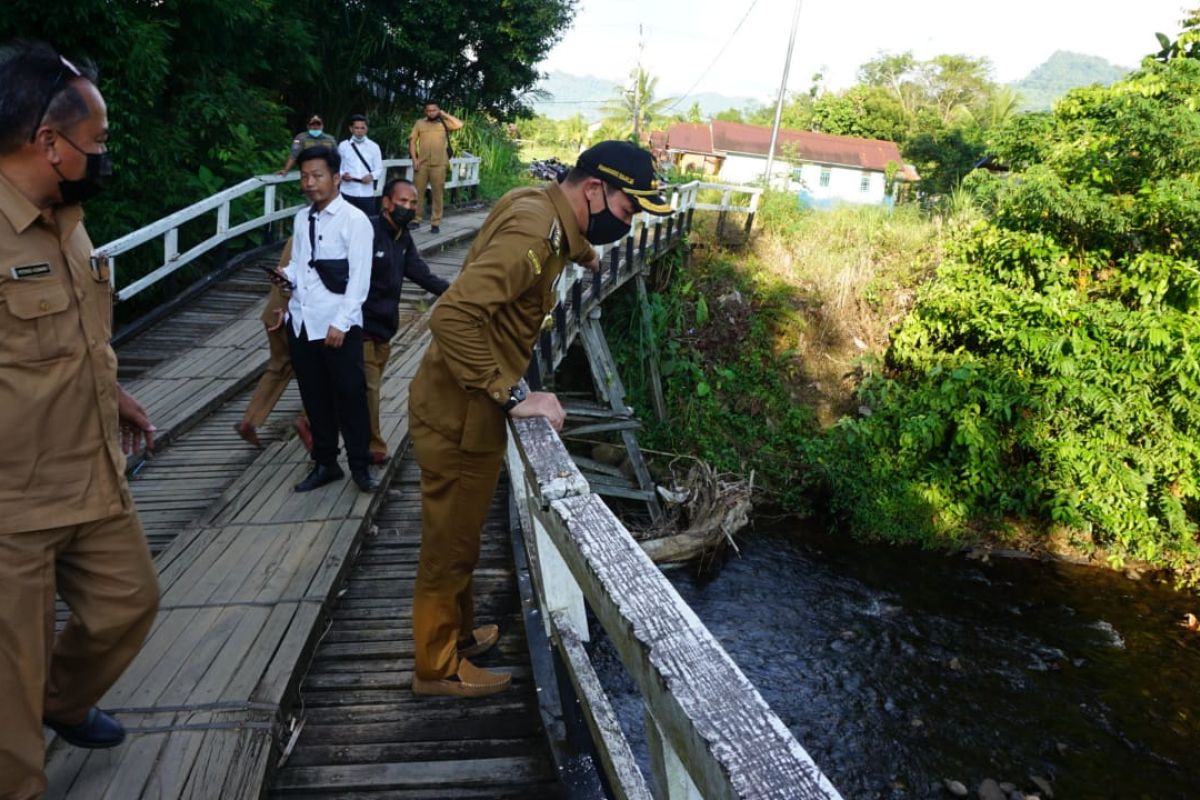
[576,140,672,215]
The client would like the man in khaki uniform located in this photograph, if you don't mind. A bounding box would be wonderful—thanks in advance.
[236,239,302,447]
[408,102,462,234]
[0,42,160,798]
[409,141,671,697]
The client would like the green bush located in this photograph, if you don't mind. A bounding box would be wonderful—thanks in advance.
[818,55,1200,578]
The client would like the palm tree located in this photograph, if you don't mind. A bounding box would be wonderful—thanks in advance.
[559,113,589,154]
[969,86,1023,130]
[599,68,676,142]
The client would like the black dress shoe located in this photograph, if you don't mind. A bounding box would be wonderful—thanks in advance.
[351,469,378,492]
[295,463,344,492]
[408,220,420,229]
[430,225,440,234]
[45,707,125,749]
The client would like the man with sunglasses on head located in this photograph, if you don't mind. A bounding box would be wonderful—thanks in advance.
[0,40,160,798]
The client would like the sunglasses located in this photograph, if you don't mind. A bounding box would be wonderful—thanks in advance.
[28,54,83,143]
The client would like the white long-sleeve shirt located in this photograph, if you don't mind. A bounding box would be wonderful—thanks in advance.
[283,195,373,340]
[336,137,384,198]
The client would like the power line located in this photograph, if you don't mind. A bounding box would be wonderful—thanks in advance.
[664,0,760,112]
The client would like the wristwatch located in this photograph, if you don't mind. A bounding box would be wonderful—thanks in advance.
[502,384,527,413]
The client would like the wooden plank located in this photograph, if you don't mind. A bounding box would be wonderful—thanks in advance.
[549,611,651,800]
[272,756,555,792]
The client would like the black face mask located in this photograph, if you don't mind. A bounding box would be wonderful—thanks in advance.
[389,205,416,230]
[585,185,631,246]
[53,132,112,205]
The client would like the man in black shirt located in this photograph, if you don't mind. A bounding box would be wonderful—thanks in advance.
[364,178,450,462]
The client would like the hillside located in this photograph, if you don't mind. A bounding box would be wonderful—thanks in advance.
[1010,50,1131,110]
[533,69,756,120]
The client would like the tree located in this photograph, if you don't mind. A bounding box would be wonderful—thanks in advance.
[2,0,578,286]
[686,102,704,124]
[599,67,675,141]
[714,107,745,123]
[811,86,907,141]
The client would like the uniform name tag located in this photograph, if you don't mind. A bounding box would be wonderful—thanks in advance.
[10,262,51,279]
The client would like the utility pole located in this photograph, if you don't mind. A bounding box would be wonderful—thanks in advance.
[765,0,802,187]
[633,24,643,143]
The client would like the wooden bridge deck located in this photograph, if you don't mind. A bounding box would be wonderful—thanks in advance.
[269,458,562,799]
[41,208,564,798]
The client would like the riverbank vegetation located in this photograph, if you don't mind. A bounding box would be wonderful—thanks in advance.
[614,19,1200,583]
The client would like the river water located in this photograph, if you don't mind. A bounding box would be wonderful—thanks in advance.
[589,527,1200,799]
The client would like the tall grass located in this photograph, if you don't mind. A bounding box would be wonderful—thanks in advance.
[749,191,953,366]
[451,111,534,200]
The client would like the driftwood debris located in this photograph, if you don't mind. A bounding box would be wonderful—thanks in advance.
[637,460,753,565]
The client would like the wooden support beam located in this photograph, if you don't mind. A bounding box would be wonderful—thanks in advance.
[579,310,664,523]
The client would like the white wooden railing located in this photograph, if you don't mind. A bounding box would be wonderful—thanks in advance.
[693,182,762,214]
[506,418,841,800]
[99,155,482,302]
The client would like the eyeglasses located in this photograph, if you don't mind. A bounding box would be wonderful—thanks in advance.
[28,55,83,143]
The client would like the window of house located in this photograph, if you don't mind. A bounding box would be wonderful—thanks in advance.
[860,173,871,192]
[819,168,831,187]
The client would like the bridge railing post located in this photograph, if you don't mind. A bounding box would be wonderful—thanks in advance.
[646,709,704,800]
[505,429,588,640]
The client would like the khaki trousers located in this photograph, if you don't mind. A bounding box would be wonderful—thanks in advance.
[241,324,293,428]
[410,414,504,681]
[0,507,159,800]
[413,161,448,227]
[363,338,391,455]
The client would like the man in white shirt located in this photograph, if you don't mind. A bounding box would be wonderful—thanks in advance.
[274,147,378,492]
[337,114,383,218]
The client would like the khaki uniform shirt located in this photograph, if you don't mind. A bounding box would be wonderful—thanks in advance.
[410,117,460,167]
[0,172,128,534]
[410,181,595,453]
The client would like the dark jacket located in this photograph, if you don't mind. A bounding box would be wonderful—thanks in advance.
[363,216,450,341]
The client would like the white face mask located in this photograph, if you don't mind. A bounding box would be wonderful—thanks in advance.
[352,134,366,143]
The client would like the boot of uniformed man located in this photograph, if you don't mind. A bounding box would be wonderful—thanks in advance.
[0,41,160,798]
[407,141,672,698]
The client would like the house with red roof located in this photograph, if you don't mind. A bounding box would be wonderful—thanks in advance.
[661,120,917,207]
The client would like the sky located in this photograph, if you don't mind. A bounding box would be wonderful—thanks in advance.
[539,0,1193,105]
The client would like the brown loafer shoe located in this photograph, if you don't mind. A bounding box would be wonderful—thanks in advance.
[235,420,260,447]
[293,415,313,453]
[411,658,511,698]
[457,624,499,658]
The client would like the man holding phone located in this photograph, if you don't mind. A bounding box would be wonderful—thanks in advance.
[271,146,376,493]
[408,101,462,234]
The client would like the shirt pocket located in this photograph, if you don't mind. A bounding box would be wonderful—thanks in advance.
[1,279,77,363]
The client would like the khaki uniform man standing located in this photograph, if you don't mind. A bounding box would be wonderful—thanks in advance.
[409,141,671,697]
[408,102,462,234]
[0,42,159,798]
[235,239,302,447]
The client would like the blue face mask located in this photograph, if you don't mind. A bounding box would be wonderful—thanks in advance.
[308,129,323,138]
[352,135,366,143]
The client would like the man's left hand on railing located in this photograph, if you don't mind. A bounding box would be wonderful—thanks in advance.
[510,391,566,431]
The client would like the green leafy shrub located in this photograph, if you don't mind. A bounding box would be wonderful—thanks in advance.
[819,55,1200,579]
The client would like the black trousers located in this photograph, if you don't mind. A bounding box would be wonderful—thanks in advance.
[288,323,371,473]
[341,193,377,218]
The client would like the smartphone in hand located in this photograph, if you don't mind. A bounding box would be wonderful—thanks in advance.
[262,265,294,290]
